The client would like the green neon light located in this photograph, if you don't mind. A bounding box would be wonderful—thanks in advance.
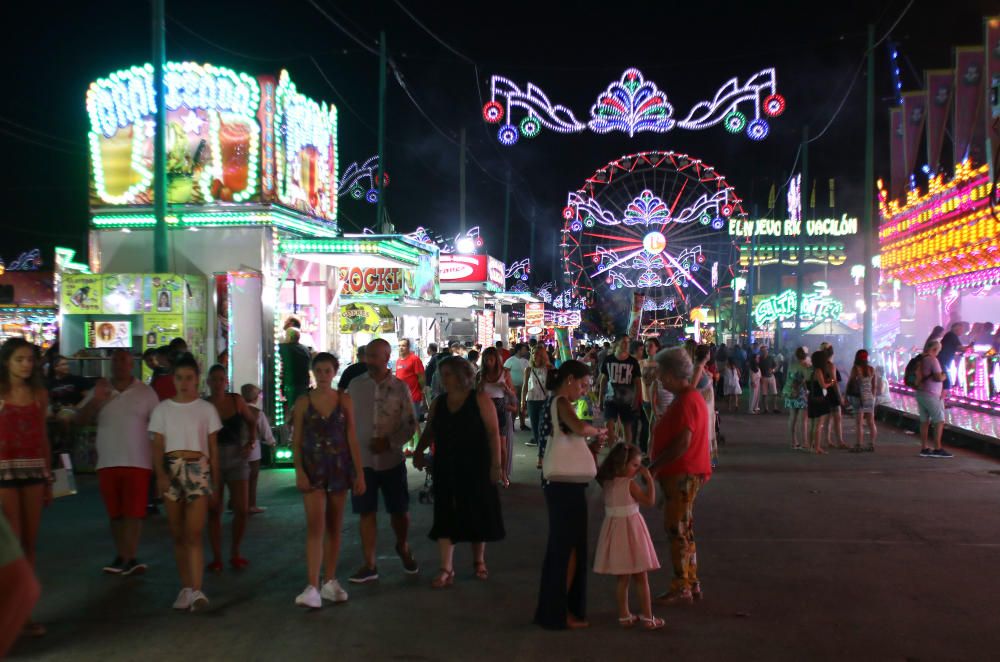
[278,238,425,265]
[753,285,844,327]
[90,210,339,237]
[54,247,91,273]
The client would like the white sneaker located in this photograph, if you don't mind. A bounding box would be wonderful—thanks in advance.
[321,579,349,603]
[172,588,193,610]
[295,585,322,609]
[189,590,209,611]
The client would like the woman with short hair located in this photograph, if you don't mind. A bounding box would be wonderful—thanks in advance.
[649,348,712,605]
[413,356,505,589]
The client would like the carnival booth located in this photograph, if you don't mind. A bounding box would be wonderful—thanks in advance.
[878,162,1000,411]
[83,60,437,424]
[0,250,60,350]
[431,253,507,346]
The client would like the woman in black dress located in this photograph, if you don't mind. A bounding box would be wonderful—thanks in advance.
[807,351,834,454]
[413,356,504,588]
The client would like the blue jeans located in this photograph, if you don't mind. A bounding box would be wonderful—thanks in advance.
[528,400,546,457]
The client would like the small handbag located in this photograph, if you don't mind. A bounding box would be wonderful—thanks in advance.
[542,397,597,483]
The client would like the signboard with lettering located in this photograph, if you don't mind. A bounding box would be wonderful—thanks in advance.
[729,215,858,238]
[525,302,545,335]
[440,254,505,292]
[338,267,405,297]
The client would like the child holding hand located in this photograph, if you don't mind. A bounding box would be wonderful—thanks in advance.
[593,443,663,630]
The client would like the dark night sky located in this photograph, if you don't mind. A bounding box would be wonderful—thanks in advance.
[1,0,996,282]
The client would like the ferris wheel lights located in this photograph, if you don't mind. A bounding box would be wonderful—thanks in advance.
[562,206,576,220]
[482,101,504,123]
[497,124,519,145]
[721,204,734,217]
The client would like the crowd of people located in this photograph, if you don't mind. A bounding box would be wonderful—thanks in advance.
[3,322,956,648]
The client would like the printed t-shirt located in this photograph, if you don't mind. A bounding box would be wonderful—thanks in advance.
[601,354,640,405]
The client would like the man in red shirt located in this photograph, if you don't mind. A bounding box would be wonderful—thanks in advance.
[649,347,711,606]
[394,339,426,433]
[496,341,511,364]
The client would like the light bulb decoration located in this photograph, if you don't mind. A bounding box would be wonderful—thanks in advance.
[337,155,388,205]
[505,258,531,285]
[497,124,519,146]
[561,150,742,325]
[483,67,785,143]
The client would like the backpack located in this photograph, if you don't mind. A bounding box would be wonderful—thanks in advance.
[903,354,924,388]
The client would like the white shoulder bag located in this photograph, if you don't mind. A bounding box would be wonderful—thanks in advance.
[542,396,597,483]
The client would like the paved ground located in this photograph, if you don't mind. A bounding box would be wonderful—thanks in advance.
[10,409,1000,661]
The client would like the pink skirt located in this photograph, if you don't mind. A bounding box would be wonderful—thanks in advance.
[593,505,660,575]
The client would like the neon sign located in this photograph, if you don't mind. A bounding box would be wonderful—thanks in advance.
[275,70,338,220]
[753,286,844,327]
[728,215,858,238]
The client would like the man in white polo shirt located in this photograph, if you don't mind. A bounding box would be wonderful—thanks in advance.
[79,349,160,576]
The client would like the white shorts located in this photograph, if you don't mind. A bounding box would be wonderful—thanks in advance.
[760,375,778,395]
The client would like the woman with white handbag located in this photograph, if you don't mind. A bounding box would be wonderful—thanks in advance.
[534,361,608,630]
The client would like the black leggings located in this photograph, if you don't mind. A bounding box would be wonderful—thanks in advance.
[534,481,588,629]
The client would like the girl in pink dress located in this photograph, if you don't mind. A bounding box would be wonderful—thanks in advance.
[593,443,663,630]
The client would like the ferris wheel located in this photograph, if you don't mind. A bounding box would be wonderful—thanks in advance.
[561,151,744,327]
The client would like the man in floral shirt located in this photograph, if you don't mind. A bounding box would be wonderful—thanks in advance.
[347,338,419,584]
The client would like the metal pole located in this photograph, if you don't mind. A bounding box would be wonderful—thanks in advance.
[459,127,466,233]
[502,169,511,264]
[375,31,387,232]
[795,125,808,341]
[152,0,168,271]
[529,223,535,274]
[863,24,876,350]
[747,204,757,349]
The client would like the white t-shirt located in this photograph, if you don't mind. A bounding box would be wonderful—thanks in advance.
[246,407,275,462]
[95,378,160,470]
[148,399,222,455]
[504,356,529,386]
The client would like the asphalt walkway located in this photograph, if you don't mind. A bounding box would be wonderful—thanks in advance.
[10,410,1000,661]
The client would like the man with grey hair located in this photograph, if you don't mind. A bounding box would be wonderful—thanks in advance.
[916,339,951,458]
[648,346,712,605]
[347,338,420,583]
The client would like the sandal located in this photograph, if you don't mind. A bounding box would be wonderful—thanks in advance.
[473,561,489,580]
[206,560,224,574]
[640,615,666,630]
[431,568,454,589]
[618,614,638,628]
[849,445,863,453]
[865,445,875,452]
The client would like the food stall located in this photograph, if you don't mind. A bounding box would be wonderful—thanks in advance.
[83,60,439,425]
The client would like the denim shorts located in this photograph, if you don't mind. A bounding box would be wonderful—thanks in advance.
[351,462,409,515]
[915,391,945,424]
